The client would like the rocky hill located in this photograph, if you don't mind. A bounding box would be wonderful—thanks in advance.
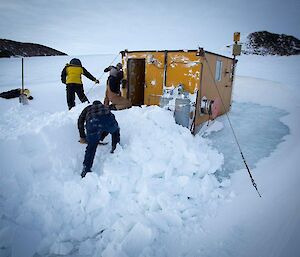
[0,39,67,58]
[243,31,300,56]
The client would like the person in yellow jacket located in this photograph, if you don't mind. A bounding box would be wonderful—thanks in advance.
[61,58,99,110]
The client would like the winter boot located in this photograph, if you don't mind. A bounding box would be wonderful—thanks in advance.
[81,168,92,178]
[110,144,116,154]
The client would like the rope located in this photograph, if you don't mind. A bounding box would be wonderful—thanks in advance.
[85,53,121,96]
[203,55,262,197]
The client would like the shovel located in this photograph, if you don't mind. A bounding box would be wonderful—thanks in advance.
[19,58,29,105]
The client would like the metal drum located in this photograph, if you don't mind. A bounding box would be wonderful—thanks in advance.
[174,97,191,128]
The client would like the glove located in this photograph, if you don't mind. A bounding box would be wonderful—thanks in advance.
[104,67,110,72]
[95,79,99,84]
[79,137,87,144]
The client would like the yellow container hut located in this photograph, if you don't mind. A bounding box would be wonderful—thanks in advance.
[120,48,236,134]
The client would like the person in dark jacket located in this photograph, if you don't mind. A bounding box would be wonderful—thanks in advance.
[78,100,120,178]
[61,58,99,110]
[103,63,132,110]
[0,88,33,100]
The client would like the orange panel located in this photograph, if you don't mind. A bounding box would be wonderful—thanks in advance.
[166,52,201,94]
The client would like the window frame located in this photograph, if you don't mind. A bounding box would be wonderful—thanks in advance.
[215,59,223,81]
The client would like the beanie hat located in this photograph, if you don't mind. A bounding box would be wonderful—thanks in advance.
[70,58,82,66]
[93,100,102,105]
[116,63,122,70]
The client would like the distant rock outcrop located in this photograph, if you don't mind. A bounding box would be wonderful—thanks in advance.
[243,31,300,56]
[0,39,67,58]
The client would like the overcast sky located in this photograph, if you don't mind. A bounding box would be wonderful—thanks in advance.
[1,0,299,55]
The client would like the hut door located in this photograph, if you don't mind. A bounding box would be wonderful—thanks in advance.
[127,59,145,106]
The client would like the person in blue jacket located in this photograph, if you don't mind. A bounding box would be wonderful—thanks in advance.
[78,100,120,178]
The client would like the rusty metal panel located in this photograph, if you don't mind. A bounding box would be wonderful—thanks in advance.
[194,53,234,130]
[166,52,201,94]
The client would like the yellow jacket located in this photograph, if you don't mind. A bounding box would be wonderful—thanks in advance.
[66,66,83,84]
[61,64,97,85]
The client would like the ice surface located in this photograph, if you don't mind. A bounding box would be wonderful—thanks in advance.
[207,102,290,178]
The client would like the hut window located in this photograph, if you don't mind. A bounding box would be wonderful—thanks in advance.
[215,60,222,81]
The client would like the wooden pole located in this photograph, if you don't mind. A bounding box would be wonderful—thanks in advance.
[19,57,28,105]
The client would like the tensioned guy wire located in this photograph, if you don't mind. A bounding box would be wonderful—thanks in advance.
[85,53,121,96]
[203,54,261,197]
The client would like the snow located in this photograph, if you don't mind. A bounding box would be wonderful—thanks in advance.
[121,222,153,257]
[0,54,300,257]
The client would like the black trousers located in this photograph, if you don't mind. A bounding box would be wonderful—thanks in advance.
[66,84,89,110]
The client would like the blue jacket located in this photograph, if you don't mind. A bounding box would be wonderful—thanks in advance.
[78,101,119,138]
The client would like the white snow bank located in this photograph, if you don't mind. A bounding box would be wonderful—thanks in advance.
[0,95,229,256]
